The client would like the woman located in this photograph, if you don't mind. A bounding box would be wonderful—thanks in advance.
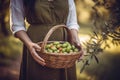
[10,0,81,80]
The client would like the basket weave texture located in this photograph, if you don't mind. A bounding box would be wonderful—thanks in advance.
[37,25,83,68]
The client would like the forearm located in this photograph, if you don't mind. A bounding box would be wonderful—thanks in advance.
[70,29,79,40]
[70,28,81,49]
[15,30,45,65]
[15,30,32,48]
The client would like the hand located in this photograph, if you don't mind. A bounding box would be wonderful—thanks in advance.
[70,29,81,49]
[14,31,46,66]
[27,42,46,66]
[70,29,84,60]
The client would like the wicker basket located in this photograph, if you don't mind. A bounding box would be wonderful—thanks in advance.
[37,25,83,68]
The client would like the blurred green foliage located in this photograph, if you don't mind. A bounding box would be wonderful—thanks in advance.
[0,0,23,62]
[0,36,22,60]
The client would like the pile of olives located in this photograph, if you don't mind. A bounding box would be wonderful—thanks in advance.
[45,41,79,54]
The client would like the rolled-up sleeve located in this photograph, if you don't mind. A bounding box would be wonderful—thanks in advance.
[66,0,80,31]
[10,0,26,34]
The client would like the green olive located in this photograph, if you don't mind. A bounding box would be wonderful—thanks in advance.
[70,50,73,53]
[56,44,61,48]
[45,44,51,49]
[62,43,68,48]
[71,45,75,49]
[50,46,57,51]
[53,41,60,45]
[62,48,66,53]
[64,42,69,45]
[56,50,60,53]
[74,48,79,52]
[47,49,53,53]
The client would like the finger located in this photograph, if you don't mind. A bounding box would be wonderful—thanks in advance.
[36,57,46,66]
[31,48,46,66]
[33,50,45,62]
[33,43,41,51]
[34,53,46,66]
[35,56,46,66]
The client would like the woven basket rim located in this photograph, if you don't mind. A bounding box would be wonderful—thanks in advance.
[42,50,83,56]
[45,59,76,62]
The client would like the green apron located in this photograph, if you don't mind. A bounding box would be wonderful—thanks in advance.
[19,0,77,80]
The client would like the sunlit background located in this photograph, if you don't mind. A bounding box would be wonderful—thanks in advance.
[76,0,120,80]
[0,0,120,80]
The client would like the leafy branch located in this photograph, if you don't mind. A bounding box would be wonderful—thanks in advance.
[79,0,120,73]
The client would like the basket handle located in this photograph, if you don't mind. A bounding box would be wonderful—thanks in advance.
[40,24,73,52]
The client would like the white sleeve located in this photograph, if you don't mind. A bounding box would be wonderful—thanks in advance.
[10,0,26,34]
[66,0,80,31]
